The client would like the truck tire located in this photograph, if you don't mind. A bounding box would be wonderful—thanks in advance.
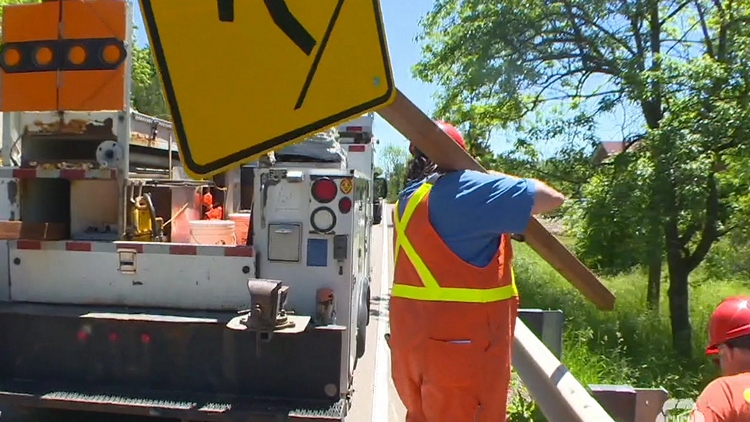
[356,321,367,359]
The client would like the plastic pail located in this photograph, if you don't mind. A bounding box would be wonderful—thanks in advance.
[228,213,251,246]
[188,220,236,245]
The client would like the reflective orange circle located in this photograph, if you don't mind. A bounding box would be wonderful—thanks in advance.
[101,44,121,64]
[68,45,86,65]
[3,48,21,67]
[35,46,53,65]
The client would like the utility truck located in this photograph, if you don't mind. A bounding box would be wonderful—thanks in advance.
[0,1,372,420]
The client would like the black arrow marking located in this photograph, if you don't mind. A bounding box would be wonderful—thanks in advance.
[293,0,345,110]
[263,0,317,56]
[217,0,235,22]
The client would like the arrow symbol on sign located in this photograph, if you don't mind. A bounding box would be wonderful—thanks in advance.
[263,0,346,110]
[263,0,317,56]
[217,0,235,22]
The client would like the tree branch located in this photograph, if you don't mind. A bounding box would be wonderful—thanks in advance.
[660,0,692,25]
[693,0,716,58]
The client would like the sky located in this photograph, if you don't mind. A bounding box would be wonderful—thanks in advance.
[130,0,624,168]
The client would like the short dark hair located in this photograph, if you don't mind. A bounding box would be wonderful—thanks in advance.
[405,154,439,185]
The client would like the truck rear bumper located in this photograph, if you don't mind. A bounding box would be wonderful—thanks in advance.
[0,302,348,421]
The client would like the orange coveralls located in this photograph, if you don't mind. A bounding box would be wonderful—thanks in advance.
[389,182,519,422]
[690,372,750,421]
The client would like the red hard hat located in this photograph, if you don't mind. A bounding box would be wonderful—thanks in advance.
[435,120,467,150]
[706,296,750,355]
[409,120,467,156]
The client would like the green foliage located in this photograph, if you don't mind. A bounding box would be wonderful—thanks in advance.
[378,144,410,202]
[130,43,171,119]
[564,152,656,273]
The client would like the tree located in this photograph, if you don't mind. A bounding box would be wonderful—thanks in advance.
[414,0,750,355]
[379,144,410,202]
[130,43,170,119]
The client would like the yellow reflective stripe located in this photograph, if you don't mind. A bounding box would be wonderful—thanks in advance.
[394,183,438,289]
[391,283,518,303]
[392,183,519,303]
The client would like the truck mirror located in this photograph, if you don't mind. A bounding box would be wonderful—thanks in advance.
[374,177,387,198]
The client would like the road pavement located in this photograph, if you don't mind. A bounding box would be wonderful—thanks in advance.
[0,204,405,421]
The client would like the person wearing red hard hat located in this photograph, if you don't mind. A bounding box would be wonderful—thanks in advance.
[406,119,466,164]
[389,120,565,421]
[690,296,750,421]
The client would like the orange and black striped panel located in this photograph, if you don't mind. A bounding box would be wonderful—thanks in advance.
[0,0,128,112]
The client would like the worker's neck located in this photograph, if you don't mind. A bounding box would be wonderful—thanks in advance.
[724,355,750,376]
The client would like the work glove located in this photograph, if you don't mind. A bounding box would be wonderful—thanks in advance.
[510,233,525,242]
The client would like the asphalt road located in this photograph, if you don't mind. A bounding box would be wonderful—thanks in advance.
[0,205,405,421]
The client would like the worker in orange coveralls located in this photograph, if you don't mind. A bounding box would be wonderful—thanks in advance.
[690,296,750,422]
[388,120,565,421]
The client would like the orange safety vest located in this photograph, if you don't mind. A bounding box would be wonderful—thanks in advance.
[392,181,518,303]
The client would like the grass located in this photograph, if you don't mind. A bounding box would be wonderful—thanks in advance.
[506,235,748,421]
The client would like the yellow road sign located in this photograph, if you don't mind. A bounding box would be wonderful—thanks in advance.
[340,177,352,194]
[139,0,396,178]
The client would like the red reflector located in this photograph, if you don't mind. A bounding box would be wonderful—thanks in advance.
[140,333,151,344]
[108,332,119,342]
[312,178,337,203]
[77,330,89,342]
[345,126,363,132]
[339,197,352,213]
[348,145,366,152]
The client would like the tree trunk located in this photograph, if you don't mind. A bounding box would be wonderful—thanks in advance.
[666,234,692,357]
[646,256,661,312]
[645,197,663,312]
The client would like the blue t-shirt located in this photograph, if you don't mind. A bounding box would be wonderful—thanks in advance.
[396,170,536,267]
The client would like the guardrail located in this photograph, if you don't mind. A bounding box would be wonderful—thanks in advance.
[515,310,694,422]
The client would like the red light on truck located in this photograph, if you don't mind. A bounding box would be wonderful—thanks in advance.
[140,333,151,344]
[339,197,352,214]
[345,126,363,132]
[348,145,366,152]
[108,332,119,342]
[77,330,89,342]
[311,178,337,204]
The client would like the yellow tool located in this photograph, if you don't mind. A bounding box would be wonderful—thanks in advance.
[129,193,165,242]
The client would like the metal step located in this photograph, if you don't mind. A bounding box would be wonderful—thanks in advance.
[0,380,346,421]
